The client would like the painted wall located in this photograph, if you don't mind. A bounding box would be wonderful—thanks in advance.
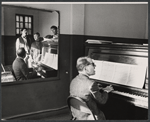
[38,11,58,37]
[84,4,148,39]
[71,4,85,35]
[1,7,4,35]
[3,3,148,39]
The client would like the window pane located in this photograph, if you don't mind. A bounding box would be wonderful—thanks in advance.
[25,23,28,28]
[29,17,31,22]
[20,23,23,28]
[16,29,20,34]
[20,16,23,22]
[16,16,19,21]
[16,22,19,28]
[25,17,28,22]
[28,23,31,29]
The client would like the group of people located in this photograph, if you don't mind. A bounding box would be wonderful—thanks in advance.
[13,25,113,120]
[12,25,58,81]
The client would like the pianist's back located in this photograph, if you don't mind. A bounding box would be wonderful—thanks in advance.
[85,42,148,120]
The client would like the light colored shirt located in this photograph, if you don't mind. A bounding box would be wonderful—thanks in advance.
[16,36,29,54]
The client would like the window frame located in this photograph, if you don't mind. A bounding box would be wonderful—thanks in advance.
[15,14,33,36]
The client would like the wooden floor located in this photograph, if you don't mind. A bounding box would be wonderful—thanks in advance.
[2,107,72,120]
[43,107,72,120]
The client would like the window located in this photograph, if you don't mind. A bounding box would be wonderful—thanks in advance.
[15,14,33,35]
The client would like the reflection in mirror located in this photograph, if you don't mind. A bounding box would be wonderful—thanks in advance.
[1,4,59,83]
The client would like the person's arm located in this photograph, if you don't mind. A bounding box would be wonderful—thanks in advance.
[16,38,20,52]
[30,45,34,59]
[21,62,36,79]
[90,81,109,105]
[52,34,58,42]
[102,85,114,93]
[52,38,58,43]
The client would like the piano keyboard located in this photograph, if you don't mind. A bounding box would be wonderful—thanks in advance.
[111,90,148,109]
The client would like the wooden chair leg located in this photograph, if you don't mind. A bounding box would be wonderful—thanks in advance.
[71,115,76,120]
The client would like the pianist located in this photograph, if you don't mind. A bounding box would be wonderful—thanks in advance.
[70,56,113,120]
[12,48,37,81]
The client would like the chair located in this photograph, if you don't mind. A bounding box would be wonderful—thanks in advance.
[67,96,97,120]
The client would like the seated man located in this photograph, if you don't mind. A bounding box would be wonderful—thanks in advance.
[12,48,37,81]
[70,56,113,120]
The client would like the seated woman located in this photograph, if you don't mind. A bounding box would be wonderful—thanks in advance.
[30,32,43,64]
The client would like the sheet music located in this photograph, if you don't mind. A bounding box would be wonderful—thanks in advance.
[50,54,58,70]
[41,52,58,70]
[90,60,146,88]
[112,62,130,84]
[100,61,115,82]
[41,46,49,61]
[127,66,146,88]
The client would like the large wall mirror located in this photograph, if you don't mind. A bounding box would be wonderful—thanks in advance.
[1,4,60,83]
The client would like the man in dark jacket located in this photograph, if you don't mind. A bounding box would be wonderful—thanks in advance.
[70,56,113,120]
[12,48,36,81]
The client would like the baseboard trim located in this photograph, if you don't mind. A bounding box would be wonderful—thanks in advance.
[2,106,69,120]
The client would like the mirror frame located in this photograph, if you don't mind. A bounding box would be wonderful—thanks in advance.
[1,4,60,85]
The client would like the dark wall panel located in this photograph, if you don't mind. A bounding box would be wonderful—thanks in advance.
[2,36,16,65]
[70,35,85,79]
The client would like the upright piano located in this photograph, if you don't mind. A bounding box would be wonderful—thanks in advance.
[85,42,148,120]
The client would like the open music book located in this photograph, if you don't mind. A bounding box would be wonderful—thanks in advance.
[90,60,147,88]
[41,52,58,70]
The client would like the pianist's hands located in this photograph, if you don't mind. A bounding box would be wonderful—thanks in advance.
[103,85,114,93]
